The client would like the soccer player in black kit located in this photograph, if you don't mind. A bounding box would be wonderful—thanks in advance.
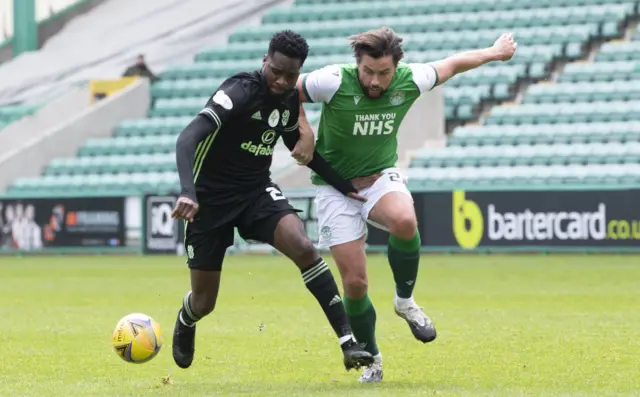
[170,30,374,371]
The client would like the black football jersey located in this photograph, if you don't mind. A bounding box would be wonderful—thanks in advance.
[193,71,300,203]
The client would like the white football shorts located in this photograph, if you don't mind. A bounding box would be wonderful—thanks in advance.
[315,167,412,248]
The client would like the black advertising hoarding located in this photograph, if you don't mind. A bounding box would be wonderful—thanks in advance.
[143,194,184,255]
[142,192,391,255]
[420,189,640,249]
[0,197,125,251]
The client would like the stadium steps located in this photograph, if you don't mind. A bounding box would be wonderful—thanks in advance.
[406,7,640,188]
[461,12,640,132]
[483,13,640,121]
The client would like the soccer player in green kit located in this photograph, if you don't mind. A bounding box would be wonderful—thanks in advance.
[295,27,517,382]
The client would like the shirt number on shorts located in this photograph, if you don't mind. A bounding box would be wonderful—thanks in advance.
[388,172,403,183]
[266,186,286,201]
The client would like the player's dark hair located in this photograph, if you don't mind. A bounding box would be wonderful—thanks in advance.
[268,30,310,65]
[349,27,404,66]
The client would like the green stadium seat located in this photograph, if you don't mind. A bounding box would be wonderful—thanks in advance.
[524,81,640,104]
[294,0,632,9]
[45,154,177,176]
[77,136,176,157]
[11,172,181,195]
[115,117,191,137]
[151,78,224,99]
[486,101,640,125]
[449,122,640,147]
[596,42,640,62]
[196,26,586,63]
[559,61,640,83]
[266,0,605,43]
[410,142,638,169]
[405,163,640,187]
[230,4,634,43]
[0,103,40,127]
[151,97,204,118]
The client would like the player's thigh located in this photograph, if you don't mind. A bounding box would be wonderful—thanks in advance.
[271,213,319,267]
[364,168,417,239]
[236,183,315,264]
[330,236,368,298]
[184,205,235,272]
[315,185,367,249]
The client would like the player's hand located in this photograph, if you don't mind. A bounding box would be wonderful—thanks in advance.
[291,131,315,165]
[351,174,381,190]
[171,196,199,223]
[347,174,381,202]
[491,33,517,62]
[348,192,367,202]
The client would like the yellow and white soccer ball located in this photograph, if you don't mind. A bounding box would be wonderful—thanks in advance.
[112,313,163,364]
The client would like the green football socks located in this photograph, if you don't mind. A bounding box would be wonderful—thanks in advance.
[343,294,379,356]
[388,230,421,299]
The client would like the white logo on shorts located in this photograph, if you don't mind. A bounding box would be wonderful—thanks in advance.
[187,245,195,259]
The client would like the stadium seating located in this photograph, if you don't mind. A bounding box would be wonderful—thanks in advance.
[6,0,640,195]
[0,104,39,130]
[406,2,640,189]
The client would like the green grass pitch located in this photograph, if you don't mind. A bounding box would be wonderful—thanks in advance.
[1,254,639,396]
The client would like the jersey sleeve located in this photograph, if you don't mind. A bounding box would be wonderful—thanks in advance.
[409,63,439,94]
[284,97,300,135]
[198,77,251,128]
[301,64,342,103]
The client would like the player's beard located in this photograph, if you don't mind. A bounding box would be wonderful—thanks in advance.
[360,81,386,98]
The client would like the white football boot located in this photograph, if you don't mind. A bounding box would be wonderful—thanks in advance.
[394,296,437,343]
[359,353,383,383]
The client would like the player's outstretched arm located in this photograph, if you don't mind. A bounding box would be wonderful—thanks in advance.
[282,129,366,202]
[429,33,517,86]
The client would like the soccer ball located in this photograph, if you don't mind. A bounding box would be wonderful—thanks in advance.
[112,313,163,363]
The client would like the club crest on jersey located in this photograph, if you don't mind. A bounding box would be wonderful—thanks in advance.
[268,109,280,127]
[354,96,362,105]
[213,90,233,110]
[261,130,276,145]
[389,91,405,106]
[282,109,290,126]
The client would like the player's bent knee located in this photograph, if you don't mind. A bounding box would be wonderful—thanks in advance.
[190,292,217,317]
[342,272,368,298]
[388,213,418,240]
[291,236,318,266]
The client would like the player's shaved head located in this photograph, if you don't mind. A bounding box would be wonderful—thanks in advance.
[349,27,404,66]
